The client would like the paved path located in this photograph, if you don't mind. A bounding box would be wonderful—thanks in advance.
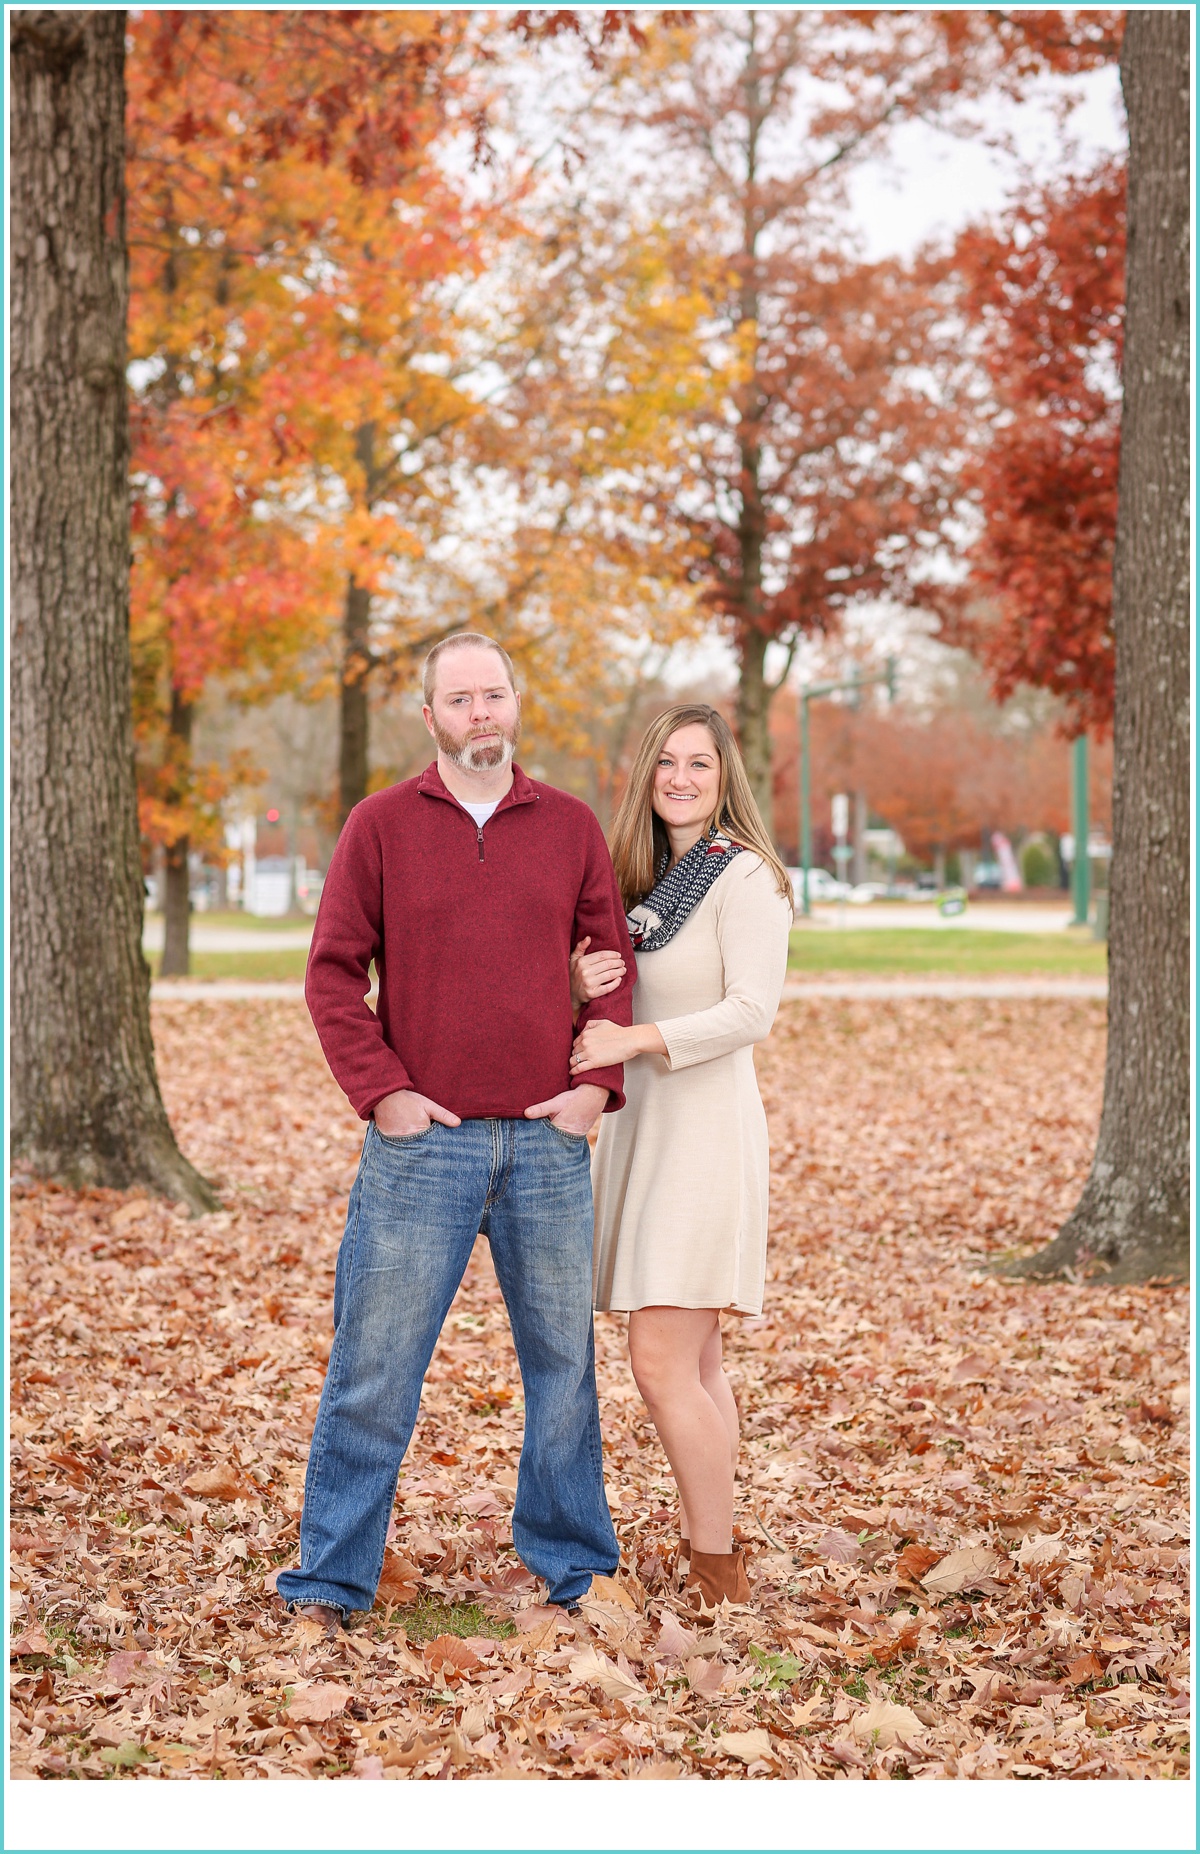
[151,977,1107,1003]
[781,977,1106,1001]
[801,903,1078,934]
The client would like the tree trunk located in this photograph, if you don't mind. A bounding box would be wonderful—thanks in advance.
[10,10,216,1212]
[160,690,193,976]
[1001,11,1189,1285]
[338,574,371,828]
[161,839,191,975]
[735,626,774,828]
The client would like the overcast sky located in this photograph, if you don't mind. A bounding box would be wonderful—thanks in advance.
[846,65,1126,262]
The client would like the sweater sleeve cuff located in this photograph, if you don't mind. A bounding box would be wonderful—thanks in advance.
[357,1066,416,1122]
[571,1066,625,1113]
[658,1018,707,1073]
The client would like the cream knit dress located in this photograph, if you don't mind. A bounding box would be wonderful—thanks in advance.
[591,852,792,1316]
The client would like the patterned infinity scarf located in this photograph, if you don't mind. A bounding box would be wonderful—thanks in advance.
[626,825,743,952]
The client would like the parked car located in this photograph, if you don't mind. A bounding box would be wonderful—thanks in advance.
[788,867,852,904]
[848,881,889,904]
[972,860,1003,890]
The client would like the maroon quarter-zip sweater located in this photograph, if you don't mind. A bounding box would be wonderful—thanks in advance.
[305,763,636,1121]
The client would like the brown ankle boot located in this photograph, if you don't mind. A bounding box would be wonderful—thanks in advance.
[676,1530,691,1575]
[683,1547,751,1612]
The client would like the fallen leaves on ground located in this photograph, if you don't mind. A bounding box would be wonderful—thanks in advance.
[9,999,1189,1780]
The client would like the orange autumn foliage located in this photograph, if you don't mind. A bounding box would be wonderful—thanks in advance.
[126,10,485,858]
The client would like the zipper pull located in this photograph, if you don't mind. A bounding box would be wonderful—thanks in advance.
[477,826,485,862]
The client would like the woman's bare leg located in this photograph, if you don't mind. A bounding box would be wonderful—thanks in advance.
[677,1320,739,1547]
[628,1307,733,1555]
[698,1318,740,1469]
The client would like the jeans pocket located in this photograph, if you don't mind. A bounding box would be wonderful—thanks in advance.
[546,1120,589,1145]
[373,1120,437,1148]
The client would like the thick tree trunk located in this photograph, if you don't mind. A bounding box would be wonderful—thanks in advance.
[10,11,216,1212]
[1002,12,1189,1285]
[338,574,371,828]
[160,691,193,976]
[161,840,191,976]
[735,626,774,828]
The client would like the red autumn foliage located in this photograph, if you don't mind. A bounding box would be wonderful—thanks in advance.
[929,163,1126,735]
[769,688,1112,866]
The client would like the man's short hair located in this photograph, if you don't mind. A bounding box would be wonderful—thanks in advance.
[422,632,517,706]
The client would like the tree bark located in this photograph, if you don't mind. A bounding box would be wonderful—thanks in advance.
[728,15,778,833]
[735,626,775,828]
[160,690,193,976]
[1001,11,1189,1285]
[338,574,372,828]
[10,10,216,1211]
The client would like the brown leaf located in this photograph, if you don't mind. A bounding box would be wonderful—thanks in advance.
[714,1727,775,1765]
[1064,1652,1105,1688]
[851,1699,925,1747]
[588,1573,640,1612]
[1016,1531,1066,1568]
[102,1650,151,1687]
[183,1466,245,1502]
[815,1526,861,1565]
[424,1635,483,1676]
[895,1542,941,1585]
[286,1682,353,1723]
[1015,1681,1066,1703]
[921,1546,1001,1596]
[110,1198,153,1229]
[9,1630,52,1657]
[567,1645,649,1706]
[952,1352,992,1383]
[9,1534,58,1558]
[655,1610,699,1661]
[459,1489,504,1517]
[375,1551,421,1605]
[682,1655,728,1697]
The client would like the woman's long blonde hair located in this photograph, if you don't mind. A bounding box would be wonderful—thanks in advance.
[609,704,795,913]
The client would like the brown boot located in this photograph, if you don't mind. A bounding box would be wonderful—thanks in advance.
[676,1530,691,1577]
[683,1547,751,1612]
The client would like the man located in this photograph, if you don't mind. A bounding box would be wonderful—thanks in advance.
[276,633,635,1627]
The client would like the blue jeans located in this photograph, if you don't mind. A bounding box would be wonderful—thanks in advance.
[275,1118,619,1613]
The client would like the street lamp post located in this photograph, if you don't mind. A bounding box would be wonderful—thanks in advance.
[1071,733,1090,926]
[796,658,896,919]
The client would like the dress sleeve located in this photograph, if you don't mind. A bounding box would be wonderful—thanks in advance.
[569,806,637,1112]
[655,859,792,1072]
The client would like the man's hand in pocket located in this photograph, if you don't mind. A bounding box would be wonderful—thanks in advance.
[373,1090,461,1138]
[523,1084,608,1138]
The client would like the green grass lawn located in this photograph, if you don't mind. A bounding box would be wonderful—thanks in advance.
[158,931,1106,983]
[156,950,310,982]
[787,928,1107,976]
[147,910,314,933]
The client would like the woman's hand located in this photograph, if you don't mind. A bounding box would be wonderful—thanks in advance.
[570,1018,666,1073]
[569,936,627,1014]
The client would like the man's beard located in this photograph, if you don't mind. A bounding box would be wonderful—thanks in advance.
[431,714,521,773]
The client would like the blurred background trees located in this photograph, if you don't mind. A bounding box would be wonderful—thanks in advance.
[119,5,1134,928]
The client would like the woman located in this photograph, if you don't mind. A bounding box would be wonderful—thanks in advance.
[568,704,793,1610]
